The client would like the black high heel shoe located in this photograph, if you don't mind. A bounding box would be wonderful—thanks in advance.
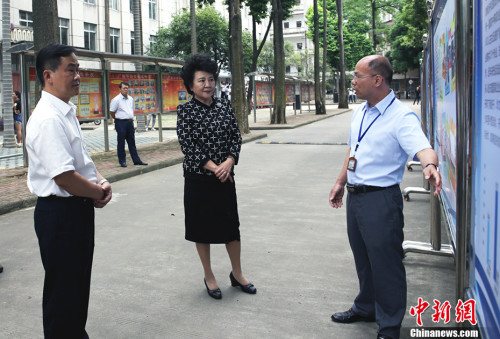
[204,279,222,299]
[229,272,257,294]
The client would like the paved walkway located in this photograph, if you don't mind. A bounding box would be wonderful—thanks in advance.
[0,104,350,215]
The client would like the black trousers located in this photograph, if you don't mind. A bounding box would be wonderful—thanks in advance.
[34,196,95,339]
[115,119,141,165]
[346,185,406,339]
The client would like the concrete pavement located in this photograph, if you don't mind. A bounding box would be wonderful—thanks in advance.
[0,101,457,338]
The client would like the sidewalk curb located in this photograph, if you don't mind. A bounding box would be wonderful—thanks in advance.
[0,132,268,216]
[248,108,351,130]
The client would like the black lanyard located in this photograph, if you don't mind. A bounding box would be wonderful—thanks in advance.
[354,96,396,152]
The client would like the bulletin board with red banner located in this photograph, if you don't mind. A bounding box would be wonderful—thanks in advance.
[256,81,273,106]
[109,72,157,114]
[162,74,189,111]
[69,70,103,119]
[285,83,295,103]
[301,84,315,102]
[29,67,36,112]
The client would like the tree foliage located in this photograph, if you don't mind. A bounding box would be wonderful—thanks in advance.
[387,0,427,73]
[305,0,373,72]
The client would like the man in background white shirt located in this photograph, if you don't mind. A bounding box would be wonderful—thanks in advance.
[26,43,112,338]
[110,82,148,167]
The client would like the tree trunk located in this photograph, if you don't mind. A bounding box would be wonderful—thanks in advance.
[133,0,146,131]
[229,0,249,133]
[246,15,273,114]
[2,0,15,148]
[371,0,377,51]
[190,0,197,54]
[336,0,348,109]
[32,0,60,108]
[322,0,327,104]
[313,0,325,115]
[271,0,286,124]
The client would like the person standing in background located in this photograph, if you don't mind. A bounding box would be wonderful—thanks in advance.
[13,90,23,147]
[109,82,148,168]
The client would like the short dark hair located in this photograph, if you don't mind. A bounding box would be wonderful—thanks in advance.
[180,54,219,95]
[14,91,21,99]
[368,56,393,84]
[119,82,129,88]
[35,43,76,88]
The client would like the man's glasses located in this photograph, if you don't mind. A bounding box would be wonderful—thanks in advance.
[352,74,378,81]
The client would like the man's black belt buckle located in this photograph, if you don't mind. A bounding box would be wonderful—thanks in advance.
[346,184,396,194]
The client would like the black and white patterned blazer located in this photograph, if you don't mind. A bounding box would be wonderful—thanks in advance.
[177,97,242,176]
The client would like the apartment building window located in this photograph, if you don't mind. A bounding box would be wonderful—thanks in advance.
[286,65,291,73]
[110,28,120,53]
[130,0,133,12]
[295,0,301,4]
[149,35,157,49]
[149,0,157,20]
[109,0,118,10]
[84,23,97,50]
[59,18,69,45]
[131,32,135,54]
[296,21,302,28]
[19,11,33,27]
[297,43,303,50]
[284,22,289,29]
[83,0,96,4]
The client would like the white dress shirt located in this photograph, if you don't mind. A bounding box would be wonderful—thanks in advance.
[26,91,98,197]
[110,93,134,119]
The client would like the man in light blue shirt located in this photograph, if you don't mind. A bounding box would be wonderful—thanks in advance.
[329,55,442,339]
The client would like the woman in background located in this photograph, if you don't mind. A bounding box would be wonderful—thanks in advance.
[13,91,23,147]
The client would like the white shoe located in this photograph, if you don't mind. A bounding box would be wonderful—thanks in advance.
[151,127,156,131]
[145,127,149,131]
[16,143,23,147]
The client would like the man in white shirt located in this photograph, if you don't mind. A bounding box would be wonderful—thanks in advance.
[26,43,112,338]
[109,82,148,167]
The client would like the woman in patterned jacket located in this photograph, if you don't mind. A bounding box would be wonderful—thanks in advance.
[177,54,256,300]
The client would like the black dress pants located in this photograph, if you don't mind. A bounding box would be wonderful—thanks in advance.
[34,196,95,339]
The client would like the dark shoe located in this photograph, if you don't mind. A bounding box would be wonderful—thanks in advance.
[331,308,375,323]
[120,162,127,167]
[230,272,257,294]
[204,279,222,299]
[134,161,148,166]
[0,263,3,273]
[377,335,393,339]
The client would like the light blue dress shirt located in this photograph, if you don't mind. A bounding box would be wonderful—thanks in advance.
[347,90,431,187]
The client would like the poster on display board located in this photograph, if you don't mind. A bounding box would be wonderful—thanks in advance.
[286,84,295,103]
[162,74,189,111]
[256,82,273,106]
[69,71,103,119]
[471,0,500,338]
[109,72,157,114]
[425,49,432,139]
[301,84,310,101]
[432,0,457,244]
[29,67,36,112]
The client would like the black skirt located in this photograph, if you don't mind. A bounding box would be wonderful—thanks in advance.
[184,174,240,244]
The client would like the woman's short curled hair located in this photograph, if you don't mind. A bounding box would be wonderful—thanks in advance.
[180,54,219,95]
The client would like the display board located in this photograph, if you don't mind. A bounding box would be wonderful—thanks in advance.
[28,67,36,112]
[69,70,103,119]
[432,0,457,244]
[109,72,157,114]
[285,83,295,103]
[162,74,189,111]
[471,0,500,337]
[425,48,432,138]
[256,82,273,106]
